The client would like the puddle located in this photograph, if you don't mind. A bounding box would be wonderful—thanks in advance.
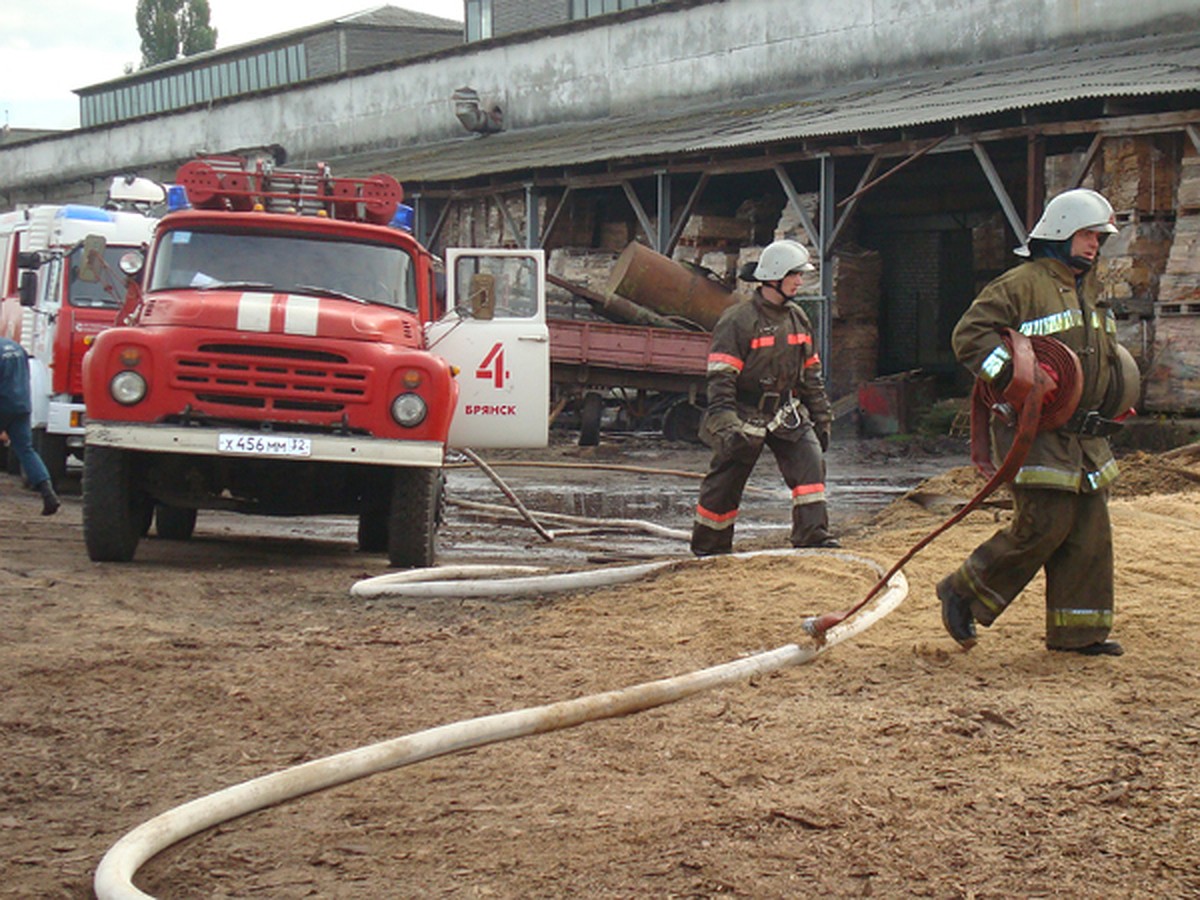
[440,442,971,566]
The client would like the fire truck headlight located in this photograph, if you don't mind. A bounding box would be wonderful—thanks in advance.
[110,370,147,405]
[390,392,427,427]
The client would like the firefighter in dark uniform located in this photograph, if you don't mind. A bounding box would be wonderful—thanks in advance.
[938,188,1137,657]
[690,239,837,556]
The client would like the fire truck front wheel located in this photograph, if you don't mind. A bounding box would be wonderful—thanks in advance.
[387,467,441,569]
[83,447,150,562]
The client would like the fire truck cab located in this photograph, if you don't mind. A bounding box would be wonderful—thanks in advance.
[0,180,161,483]
[80,155,548,567]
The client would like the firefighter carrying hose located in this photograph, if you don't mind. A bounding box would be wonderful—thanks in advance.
[938,188,1140,657]
[690,239,837,556]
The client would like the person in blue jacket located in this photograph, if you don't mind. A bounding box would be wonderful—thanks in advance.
[0,337,60,515]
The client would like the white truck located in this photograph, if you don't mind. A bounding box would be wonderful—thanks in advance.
[0,178,162,484]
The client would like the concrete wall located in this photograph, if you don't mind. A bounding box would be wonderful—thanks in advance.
[3,0,1198,204]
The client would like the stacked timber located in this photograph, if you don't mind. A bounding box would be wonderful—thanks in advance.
[828,246,882,401]
[670,214,752,286]
[1144,154,1200,413]
[546,248,619,320]
[1045,140,1176,321]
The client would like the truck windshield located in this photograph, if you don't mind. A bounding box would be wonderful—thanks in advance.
[68,245,134,308]
[148,228,416,311]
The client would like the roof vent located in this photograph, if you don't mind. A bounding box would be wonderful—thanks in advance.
[452,86,504,135]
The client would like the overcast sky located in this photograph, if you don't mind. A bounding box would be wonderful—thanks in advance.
[0,1,465,131]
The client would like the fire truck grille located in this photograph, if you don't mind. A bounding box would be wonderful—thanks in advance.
[173,344,372,413]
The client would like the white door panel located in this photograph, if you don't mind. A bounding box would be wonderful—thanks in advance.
[428,249,549,449]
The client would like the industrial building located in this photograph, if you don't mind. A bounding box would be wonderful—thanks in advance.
[2,0,1199,415]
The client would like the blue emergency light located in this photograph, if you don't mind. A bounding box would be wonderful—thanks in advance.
[166,185,191,212]
[391,204,414,232]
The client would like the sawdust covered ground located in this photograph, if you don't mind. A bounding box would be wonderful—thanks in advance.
[2,442,1199,898]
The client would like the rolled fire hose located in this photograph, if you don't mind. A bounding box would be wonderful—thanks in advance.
[803,330,1082,638]
[94,549,906,899]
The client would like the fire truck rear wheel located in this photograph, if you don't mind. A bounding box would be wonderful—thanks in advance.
[579,392,604,447]
[83,446,149,562]
[155,504,198,541]
[662,399,703,444]
[386,467,440,569]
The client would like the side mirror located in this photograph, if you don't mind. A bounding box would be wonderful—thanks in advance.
[77,234,108,283]
[467,272,495,320]
[16,251,42,270]
[18,271,38,307]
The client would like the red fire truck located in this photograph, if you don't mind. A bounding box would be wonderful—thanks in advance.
[0,180,161,483]
[80,155,548,567]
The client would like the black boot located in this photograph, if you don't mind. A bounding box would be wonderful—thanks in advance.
[1051,641,1124,657]
[936,577,977,649]
[36,480,60,516]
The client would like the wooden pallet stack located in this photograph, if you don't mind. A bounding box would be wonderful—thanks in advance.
[669,214,752,286]
[545,248,619,319]
[827,246,882,400]
[1145,153,1200,413]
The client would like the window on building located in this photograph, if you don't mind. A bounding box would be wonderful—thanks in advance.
[466,0,492,41]
[571,0,657,16]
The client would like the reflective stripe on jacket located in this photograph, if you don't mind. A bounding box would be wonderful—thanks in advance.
[952,257,1118,492]
[704,291,831,434]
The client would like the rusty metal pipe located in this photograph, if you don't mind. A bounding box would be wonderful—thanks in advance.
[606,242,736,331]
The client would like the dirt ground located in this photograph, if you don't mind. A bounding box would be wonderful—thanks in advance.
[3,436,1200,899]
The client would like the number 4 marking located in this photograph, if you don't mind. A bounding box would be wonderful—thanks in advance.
[476,342,506,388]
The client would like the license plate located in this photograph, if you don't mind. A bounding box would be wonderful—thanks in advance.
[217,433,312,457]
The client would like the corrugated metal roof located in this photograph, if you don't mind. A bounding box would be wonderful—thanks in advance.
[345,31,1200,184]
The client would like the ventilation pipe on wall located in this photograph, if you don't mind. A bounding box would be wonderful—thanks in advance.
[452,86,504,134]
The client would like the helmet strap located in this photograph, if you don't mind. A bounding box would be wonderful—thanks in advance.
[761,281,789,304]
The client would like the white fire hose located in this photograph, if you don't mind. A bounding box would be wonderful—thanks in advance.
[94,549,907,899]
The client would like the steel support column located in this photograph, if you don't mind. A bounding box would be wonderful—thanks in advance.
[818,155,834,383]
[524,183,539,249]
[971,140,1028,246]
[656,170,671,256]
[621,180,657,251]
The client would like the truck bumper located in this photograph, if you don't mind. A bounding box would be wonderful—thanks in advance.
[85,422,446,467]
[47,400,86,438]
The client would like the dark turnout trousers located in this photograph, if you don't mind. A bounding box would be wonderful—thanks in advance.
[940,485,1113,649]
[691,427,831,555]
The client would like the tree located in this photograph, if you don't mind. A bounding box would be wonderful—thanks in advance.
[137,0,218,68]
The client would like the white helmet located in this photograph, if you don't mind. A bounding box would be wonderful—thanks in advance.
[752,240,815,281]
[1028,188,1118,242]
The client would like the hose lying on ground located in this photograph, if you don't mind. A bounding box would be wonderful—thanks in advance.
[447,496,692,542]
[94,549,907,900]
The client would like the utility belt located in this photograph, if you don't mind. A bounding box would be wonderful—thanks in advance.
[737,390,793,417]
[1062,408,1124,438]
